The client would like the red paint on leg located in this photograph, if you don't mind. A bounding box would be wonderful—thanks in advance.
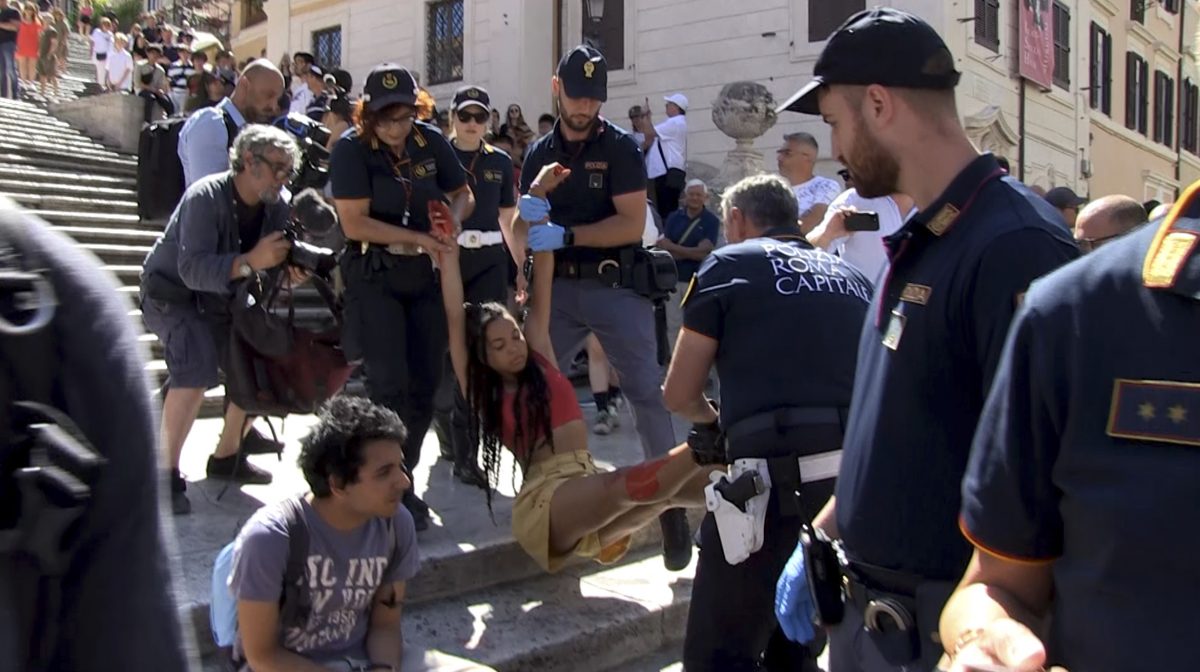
[623,457,668,502]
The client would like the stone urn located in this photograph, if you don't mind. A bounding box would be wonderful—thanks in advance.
[711,81,778,191]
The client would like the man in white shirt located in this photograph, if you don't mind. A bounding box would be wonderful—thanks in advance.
[288,51,314,114]
[166,43,195,115]
[807,174,914,283]
[776,131,841,234]
[641,92,689,219]
[104,33,134,92]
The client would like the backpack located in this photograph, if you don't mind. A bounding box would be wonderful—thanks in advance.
[136,109,238,220]
[0,214,106,671]
[210,497,311,660]
[225,271,356,417]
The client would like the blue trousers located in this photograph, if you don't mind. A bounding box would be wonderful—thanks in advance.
[548,278,675,459]
[0,42,19,99]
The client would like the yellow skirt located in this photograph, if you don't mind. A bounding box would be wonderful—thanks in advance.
[512,449,633,573]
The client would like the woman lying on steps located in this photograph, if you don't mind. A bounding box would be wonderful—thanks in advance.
[431,163,715,573]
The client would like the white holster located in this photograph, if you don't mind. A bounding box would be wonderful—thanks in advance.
[704,458,772,565]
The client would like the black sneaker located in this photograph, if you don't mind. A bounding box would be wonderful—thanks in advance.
[453,464,489,488]
[241,427,284,457]
[659,508,693,571]
[206,452,273,485]
[403,490,431,531]
[170,469,192,515]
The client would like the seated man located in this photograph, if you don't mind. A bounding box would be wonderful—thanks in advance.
[230,395,421,672]
[140,123,297,514]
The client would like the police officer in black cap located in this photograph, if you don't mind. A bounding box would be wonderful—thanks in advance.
[771,8,1078,670]
[663,173,871,671]
[432,84,517,486]
[329,63,475,530]
[515,45,692,569]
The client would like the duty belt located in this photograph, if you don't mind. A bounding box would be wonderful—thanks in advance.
[725,407,847,442]
[457,230,504,249]
[554,257,623,287]
[348,241,425,257]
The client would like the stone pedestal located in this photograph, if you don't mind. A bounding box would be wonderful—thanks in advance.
[710,81,778,194]
[49,92,144,154]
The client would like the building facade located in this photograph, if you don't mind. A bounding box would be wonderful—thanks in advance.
[228,0,1200,201]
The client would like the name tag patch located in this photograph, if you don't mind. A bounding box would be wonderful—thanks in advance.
[589,173,604,189]
[413,159,437,179]
[483,169,502,183]
[882,309,905,351]
[1107,379,1200,447]
[899,283,931,305]
[585,161,608,170]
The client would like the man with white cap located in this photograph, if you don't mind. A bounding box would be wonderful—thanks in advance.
[641,92,689,219]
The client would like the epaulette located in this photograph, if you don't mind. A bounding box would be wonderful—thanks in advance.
[1144,181,1200,289]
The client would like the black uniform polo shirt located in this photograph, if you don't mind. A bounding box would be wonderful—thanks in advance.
[683,233,872,429]
[834,154,1079,581]
[519,118,647,263]
[960,204,1200,671]
[455,141,515,233]
[329,121,467,234]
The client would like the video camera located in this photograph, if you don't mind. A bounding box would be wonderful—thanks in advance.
[275,113,331,193]
[286,189,340,278]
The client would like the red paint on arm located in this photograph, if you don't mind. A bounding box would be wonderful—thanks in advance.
[428,200,455,239]
[623,456,669,502]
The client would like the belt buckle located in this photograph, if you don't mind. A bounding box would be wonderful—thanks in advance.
[863,597,912,632]
[464,231,481,249]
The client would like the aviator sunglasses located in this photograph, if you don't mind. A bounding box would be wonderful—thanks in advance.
[456,109,490,124]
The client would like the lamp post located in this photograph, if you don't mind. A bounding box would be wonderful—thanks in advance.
[583,0,605,50]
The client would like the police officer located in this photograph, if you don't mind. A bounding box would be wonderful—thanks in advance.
[329,63,475,530]
[432,84,516,487]
[662,174,870,671]
[936,195,1199,671]
[516,45,691,568]
[771,9,1078,670]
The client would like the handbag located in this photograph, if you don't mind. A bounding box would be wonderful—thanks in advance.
[655,140,686,190]
[225,271,356,417]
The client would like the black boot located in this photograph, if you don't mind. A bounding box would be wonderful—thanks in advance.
[659,508,693,571]
[403,490,431,531]
[170,469,191,515]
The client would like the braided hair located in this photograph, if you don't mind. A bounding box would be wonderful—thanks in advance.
[463,302,556,515]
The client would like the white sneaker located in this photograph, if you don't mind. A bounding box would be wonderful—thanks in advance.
[593,408,617,435]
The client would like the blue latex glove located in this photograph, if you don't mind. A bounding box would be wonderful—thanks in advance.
[528,223,568,251]
[518,194,551,222]
[775,540,817,644]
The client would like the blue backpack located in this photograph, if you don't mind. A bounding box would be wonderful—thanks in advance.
[210,497,311,654]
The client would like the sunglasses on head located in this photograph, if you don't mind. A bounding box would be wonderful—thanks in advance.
[457,109,489,124]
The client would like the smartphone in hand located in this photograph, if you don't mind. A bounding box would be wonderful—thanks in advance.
[844,211,881,232]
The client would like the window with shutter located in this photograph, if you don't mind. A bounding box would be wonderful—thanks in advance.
[1052,2,1070,89]
[582,0,625,69]
[975,0,1000,51]
[809,0,865,43]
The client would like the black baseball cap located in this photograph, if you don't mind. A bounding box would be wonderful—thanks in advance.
[778,7,961,115]
[362,63,419,112]
[557,45,607,102]
[452,85,490,112]
[1044,186,1088,209]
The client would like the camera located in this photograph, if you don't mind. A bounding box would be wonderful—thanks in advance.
[286,189,340,277]
[275,113,331,193]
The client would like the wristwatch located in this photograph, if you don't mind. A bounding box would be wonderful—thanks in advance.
[562,228,575,247]
[237,260,253,278]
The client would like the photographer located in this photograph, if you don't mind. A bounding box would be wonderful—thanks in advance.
[141,124,302,515]
[330,63,474,530]
[432,84,515,487]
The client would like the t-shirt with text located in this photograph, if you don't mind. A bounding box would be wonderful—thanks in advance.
[229,496,421,665]
[792,175,842,217]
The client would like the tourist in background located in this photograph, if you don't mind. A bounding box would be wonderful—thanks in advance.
[77,0,91,35]
[87,15,111,86]
[184,69,224,112]
[104,31,133,92]
[35,23,56,97]
[50,6,66,72]
[15,2,41,84]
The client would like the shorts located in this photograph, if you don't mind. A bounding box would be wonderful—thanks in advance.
[36,56,57,78]
[512,450,632,573]
[79,14,91,24]
[140,296,225,389]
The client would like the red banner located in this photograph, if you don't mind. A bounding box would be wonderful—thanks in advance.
[1019,0,1055,88]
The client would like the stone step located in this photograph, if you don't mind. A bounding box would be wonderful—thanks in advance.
[402,548,695,672]
[607,643,683,672]
[0,105,82,129]
[47,221,152,244]
[0,142,137,171]
[4,192,137,214]
[0,134,126,160]
[0,152,137,177]
[0,122,110,151]
[0,162,137,188]
[81,241,153,265]
[0,178,136,198]
[104,263,144,284]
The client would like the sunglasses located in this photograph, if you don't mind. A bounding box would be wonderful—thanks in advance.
[377,112,416,130]
[1076,232,1123,252]
[838,169,851,181]
[456,110,489,124]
